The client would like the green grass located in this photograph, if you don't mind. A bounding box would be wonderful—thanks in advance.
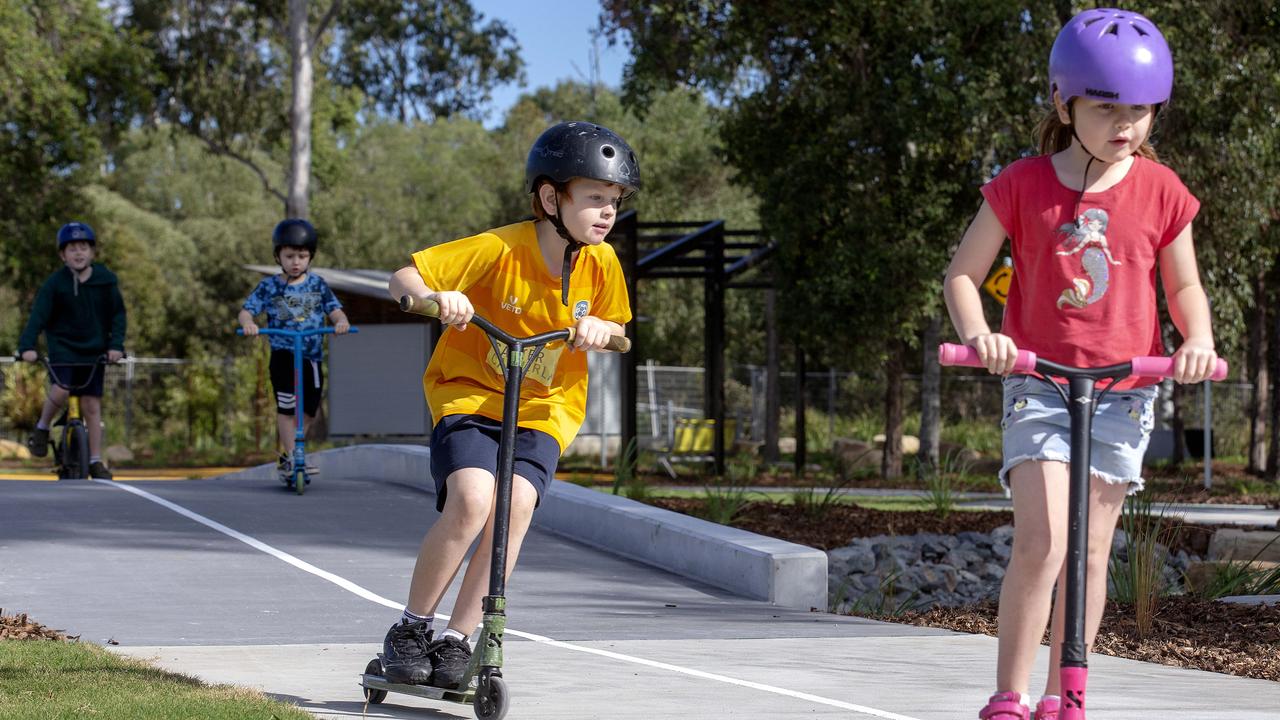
[590,485,1003,514]
[0,640,312,720]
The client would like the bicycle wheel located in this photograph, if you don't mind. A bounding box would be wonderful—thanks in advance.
[67,423,90,480]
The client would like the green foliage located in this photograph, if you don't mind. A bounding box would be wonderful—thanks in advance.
[0,362,44,432]
[1190,534,1280,601]
[1108,495,1176,638]
[699,455,757,524]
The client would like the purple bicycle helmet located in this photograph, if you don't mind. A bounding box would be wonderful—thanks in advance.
[1049,8,1173,106]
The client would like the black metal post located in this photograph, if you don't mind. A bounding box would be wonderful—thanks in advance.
[1062,375,1095,670]
[619,211,639,473]
[706,222,726,475]
[795,344,807,474]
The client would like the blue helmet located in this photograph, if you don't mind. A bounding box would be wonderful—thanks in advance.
[57,222,96,249]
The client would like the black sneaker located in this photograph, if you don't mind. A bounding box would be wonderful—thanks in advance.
[88,461,113,480]
[426,635,472,689]
[27,428,49,458]
[381,620,434,685]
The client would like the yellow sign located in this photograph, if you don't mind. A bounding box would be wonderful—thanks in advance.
[983,262,1012,305]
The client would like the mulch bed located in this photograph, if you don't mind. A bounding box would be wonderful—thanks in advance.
[645,497,1280,683]
[876,597,1280,682]
[0,609,75,641]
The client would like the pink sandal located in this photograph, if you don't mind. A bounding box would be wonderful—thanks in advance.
[979,692,1030,720]
[1034,696,1061,720]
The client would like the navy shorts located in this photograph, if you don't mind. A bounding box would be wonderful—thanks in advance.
[48,362,105,398]
[269,349,323,417]
[429,414,560,513]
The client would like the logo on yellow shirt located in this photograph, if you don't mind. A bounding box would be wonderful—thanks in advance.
[573,300,589,320]
[501,295,523,315]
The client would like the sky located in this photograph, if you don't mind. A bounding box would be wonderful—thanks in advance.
[469,0,628,126]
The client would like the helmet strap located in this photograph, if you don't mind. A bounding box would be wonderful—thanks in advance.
[549,194,583,306]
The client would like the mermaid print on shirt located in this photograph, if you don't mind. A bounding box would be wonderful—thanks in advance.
[1055,208,1122,309]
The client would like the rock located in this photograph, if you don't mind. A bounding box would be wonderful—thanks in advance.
[1185,560,1280,593]
[1208,529,1280,564]
[981,562,1006,581]
[990,525,1015,542]
[777,437,797,454]
[0,439,31,460]
[872,433,921,455]
[104,445,134,463]
[829,545,876,575]
[921,540,949,562]
[832,437,881,475]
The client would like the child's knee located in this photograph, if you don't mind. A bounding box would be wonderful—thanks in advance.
[443,478,495,530]
[1012,525,1066,568]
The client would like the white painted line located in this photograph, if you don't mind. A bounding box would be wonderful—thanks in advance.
[95,478,923,720]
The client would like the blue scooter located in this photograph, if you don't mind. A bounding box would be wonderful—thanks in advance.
[238,326,358,494]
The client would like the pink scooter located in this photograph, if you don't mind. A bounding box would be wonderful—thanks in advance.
[939,343,1227,720]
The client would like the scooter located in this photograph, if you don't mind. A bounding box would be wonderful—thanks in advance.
[358,295,629,720]
[939,343,1227,720]
[237,326,358,494]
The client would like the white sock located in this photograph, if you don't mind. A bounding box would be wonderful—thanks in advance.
[441,628,467,644]
[399,609,433,628]
[1038,694,1060,707]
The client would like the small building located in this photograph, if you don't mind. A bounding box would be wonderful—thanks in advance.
[245,265,621,456]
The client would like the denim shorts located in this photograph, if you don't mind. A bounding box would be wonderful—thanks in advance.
[428,414,560,513]
[999,374,1156,494]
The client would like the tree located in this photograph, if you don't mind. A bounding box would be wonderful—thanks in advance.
[126,0,523,217]
[603,1,1056,477]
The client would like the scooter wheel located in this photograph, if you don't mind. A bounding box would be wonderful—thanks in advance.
[473,675,508,719]
[362,658,386,704]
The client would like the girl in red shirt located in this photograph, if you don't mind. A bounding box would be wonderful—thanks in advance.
[942,9,1219,719]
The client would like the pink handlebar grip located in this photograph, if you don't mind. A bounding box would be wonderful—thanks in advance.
[1130,356,1228,381]
[938,343,1037,373]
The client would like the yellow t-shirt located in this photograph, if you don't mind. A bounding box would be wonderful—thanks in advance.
[412,221,632,451]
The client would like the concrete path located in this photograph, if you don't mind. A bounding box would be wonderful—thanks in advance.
[3,471,1277,719]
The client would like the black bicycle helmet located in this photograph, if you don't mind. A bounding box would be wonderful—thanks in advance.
[272,218,318,257]
[525,122,641,197]
[526,122,640,305]
[57,222,96,249]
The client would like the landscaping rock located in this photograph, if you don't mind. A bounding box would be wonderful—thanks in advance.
[0,439,31,460]
[1208,529,1280,563]
[872,433,920,455]
[104,445,134,463]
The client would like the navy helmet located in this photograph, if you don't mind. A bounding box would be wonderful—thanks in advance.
[56,222,96,249]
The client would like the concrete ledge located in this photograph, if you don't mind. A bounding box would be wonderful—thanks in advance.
[216,444,828,610]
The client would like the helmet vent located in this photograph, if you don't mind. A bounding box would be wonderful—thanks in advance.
[1133,23,1150,37]
[1104,22,1119,36]
[601,145,616,159]
[1083,16,1104,28]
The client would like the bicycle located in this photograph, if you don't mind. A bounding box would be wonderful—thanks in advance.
[357,295,629,720]
[237,325,359,495]
[25,356,111,480]
[939,343,1226,720]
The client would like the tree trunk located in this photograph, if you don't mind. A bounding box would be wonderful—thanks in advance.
[286,0,313,218]
[1247,272,1269,475]
[919,316,942,476]
[882,342,904,479]
[795,343,807,475]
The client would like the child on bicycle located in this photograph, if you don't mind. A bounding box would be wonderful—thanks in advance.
[18,222,127,480]
[943,9,1218,719]
[238,219,350,477]
[378,122,639,688]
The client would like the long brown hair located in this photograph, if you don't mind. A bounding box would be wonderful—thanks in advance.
[1035,106,1159,161]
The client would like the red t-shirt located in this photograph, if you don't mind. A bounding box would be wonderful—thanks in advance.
[982,155,1199,388]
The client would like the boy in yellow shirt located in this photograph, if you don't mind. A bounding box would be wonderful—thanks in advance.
[382,122,639,687]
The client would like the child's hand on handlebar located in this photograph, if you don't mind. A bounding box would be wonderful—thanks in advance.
[968,332,1020,375]
[107,350,124,363]
[241,321,259,337]
[1171,339,1217,384]
[20,350,36,362]
[334,320,351,335]
[571,316,616,352]
[430,291,473,331]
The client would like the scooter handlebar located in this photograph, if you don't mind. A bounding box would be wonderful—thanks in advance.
[1130,356,1228,382]
[937,343,1037,373]
[399,295,631,353]
[938,343,1229,381]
